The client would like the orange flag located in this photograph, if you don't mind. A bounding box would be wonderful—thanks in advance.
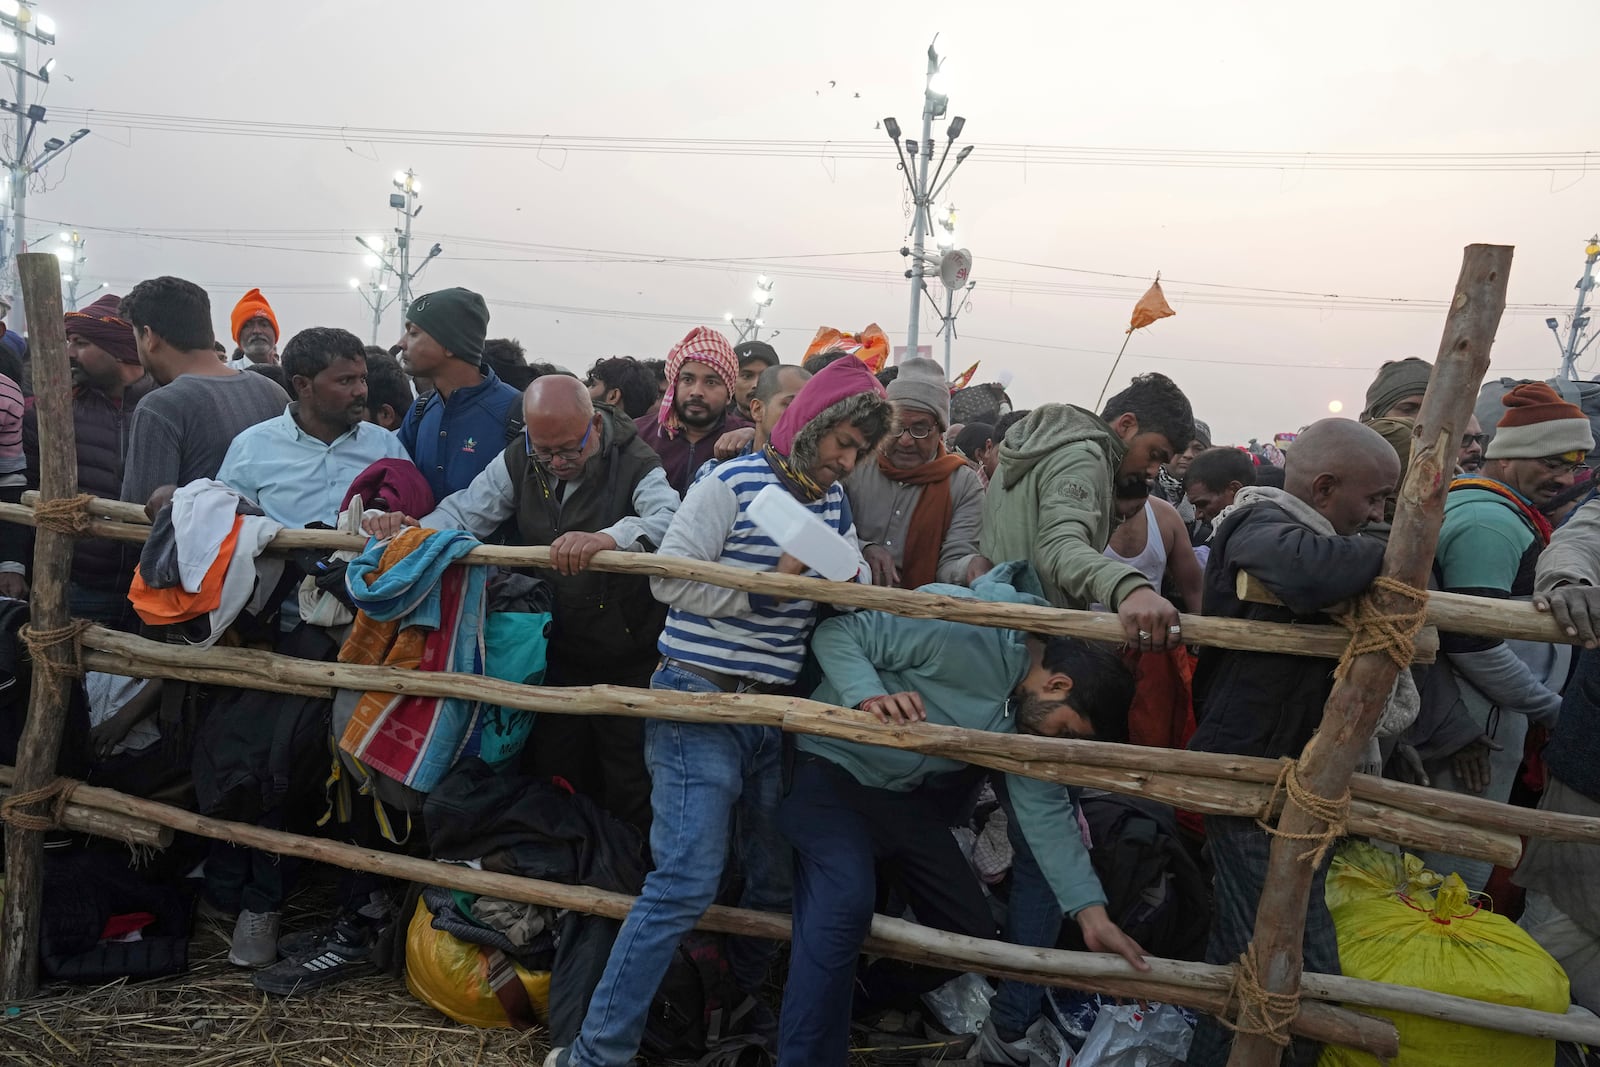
[948,361,980,392]
[1127,278,1176,334]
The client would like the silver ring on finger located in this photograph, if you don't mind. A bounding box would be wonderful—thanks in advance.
[1137,630,1151,640]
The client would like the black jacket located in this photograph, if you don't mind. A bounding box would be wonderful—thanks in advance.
[23,378,155,591]
[1188,501,1384,760]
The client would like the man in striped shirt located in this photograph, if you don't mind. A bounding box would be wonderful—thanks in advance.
[554,354,894,1067]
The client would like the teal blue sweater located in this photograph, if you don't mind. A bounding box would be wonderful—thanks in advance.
[803,562,1106,917]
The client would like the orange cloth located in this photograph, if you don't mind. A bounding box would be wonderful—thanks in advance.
[338,529,431,756]
[1123,646,1196,751]
[127,516,242,625]
[1126,279,1176,334]
[876,446,970,589]
[231,287,279,343]
[803,324,891,373]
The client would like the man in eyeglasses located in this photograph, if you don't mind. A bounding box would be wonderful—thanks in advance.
[845,357,989,588]
[364,374,679,834]
[1411,382,1591,890]
[1459,414,1487,474]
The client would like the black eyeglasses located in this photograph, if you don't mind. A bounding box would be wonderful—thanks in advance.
[892,424,937,441]
[1460,433,1489,450]
[526,418,595,466]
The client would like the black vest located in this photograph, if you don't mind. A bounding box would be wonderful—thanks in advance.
[504,406,667,671]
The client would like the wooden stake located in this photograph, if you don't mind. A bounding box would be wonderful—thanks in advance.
[0,255,76,998]
[75,627,1519,865]
[1226,244,1513,1067]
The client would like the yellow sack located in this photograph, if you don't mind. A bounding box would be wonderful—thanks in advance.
[404,896,552,1030]
[1320,847,1568,1067]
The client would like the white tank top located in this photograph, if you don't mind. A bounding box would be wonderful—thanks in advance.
[1103,500,1168,588]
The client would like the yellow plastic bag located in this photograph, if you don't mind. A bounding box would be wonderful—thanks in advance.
[1320,847,1568,1067]
[404,896,552,1030]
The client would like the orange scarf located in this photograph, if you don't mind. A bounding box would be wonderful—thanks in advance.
[877,445,970,589]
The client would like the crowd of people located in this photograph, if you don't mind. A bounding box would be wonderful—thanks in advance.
[3,277,1600,1066]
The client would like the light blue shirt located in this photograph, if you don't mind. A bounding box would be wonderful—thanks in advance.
[217,404,411,528]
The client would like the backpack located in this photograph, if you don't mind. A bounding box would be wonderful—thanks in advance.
[1058,792,1211,962]
[1478,377,1600,450]
[642,931,771,1064]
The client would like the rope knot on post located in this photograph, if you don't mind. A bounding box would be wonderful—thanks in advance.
[1221,942,1298,1048]
[1257,757,1351,866]
[0,777,79,832]
[19,618,90,680]
[1331,575,1429,680]
[31,494,96,537]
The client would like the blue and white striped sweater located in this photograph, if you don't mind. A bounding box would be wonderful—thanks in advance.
[656,452,860,685]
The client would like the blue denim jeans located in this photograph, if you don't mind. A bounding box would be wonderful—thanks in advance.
[566,663,792,1067]
[988,777,1067,1035]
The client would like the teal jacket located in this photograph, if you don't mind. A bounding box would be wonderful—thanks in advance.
[803,561,1106,917]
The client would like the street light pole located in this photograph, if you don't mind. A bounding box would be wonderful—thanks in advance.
[1556,236,1600,381]
[723,274,774,343]
[883,38,972,365]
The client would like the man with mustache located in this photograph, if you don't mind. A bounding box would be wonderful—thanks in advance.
[228,288,281,368]
[633,327,750,495]
[1410,382,1588,889]
[218,327,409,529]
[846,357,989,588]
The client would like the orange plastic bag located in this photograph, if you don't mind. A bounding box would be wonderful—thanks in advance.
[803,323,891,373]
[404,896,552,1030]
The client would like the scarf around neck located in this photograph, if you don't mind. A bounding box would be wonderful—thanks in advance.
[1450,476,1553,546]
[763,443,825,503]
[1210,485,1336,539]
[877,445,970,588]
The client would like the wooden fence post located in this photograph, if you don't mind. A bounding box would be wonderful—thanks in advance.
[0,254,78,999]
[1225,244,1513,1065]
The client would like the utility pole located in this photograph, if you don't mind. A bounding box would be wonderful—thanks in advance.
[1551,235,1600,381]
[349,232,398,344]
[881,38,973,364]
[50,228,98,309]
[722,274,775,343]
[0,4,83,328]
[356,169,440,335]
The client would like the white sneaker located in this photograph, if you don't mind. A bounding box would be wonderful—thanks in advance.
[541,1049,567,1067]
[228,909,281,968]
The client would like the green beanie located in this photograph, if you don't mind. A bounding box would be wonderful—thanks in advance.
[405,287,489,366]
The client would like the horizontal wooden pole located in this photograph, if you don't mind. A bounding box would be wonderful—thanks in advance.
[0,768,1402,1055]
[0,784,171,848]
[1236,570,1572,646]
[79,627,1520,866]
[0,497,1435,664]
[19,769,1600,1052]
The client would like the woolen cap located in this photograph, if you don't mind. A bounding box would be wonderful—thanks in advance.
[405,287,489,367]
[1485,382,1594,459]
[230,288,279,344]
[886,357,951,428]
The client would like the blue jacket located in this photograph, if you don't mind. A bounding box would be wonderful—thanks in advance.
[399,368,521,502]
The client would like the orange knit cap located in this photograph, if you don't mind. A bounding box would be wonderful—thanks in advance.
[1484,382,1594,460]
[230,288,279,344]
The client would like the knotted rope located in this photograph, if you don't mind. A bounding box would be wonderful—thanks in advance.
[1220,943,1297,1048]
[0,777,78,831]
[31,493,96,537]
[19,618,90,679]
[1257,757,1350,867]
[1330,575,1429,681]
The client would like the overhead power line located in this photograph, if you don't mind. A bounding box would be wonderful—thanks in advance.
[51,107,1600,173]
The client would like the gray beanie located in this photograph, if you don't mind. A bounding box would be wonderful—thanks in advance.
[886,357,951,428]
[405,287,489,367]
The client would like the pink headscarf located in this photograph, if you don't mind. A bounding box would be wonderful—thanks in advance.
[656,326,740,439]
[768,354,886,456]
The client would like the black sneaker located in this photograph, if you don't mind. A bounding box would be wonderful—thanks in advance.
[275,925,336,963]
[252,928,376,996]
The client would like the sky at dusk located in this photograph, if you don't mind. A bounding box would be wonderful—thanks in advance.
[9,0,1598,443]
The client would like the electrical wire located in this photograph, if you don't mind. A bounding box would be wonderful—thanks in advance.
[48,107,1600,172]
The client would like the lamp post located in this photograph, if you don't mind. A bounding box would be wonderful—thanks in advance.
[50,228,97,309]
[1553,236,1600,381]
[0,2,84,325]
[349,233,398,345]
[881,37,973,365]
[722,274,774,342]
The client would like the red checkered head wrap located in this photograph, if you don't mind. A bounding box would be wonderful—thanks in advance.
[657,326,739,438]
